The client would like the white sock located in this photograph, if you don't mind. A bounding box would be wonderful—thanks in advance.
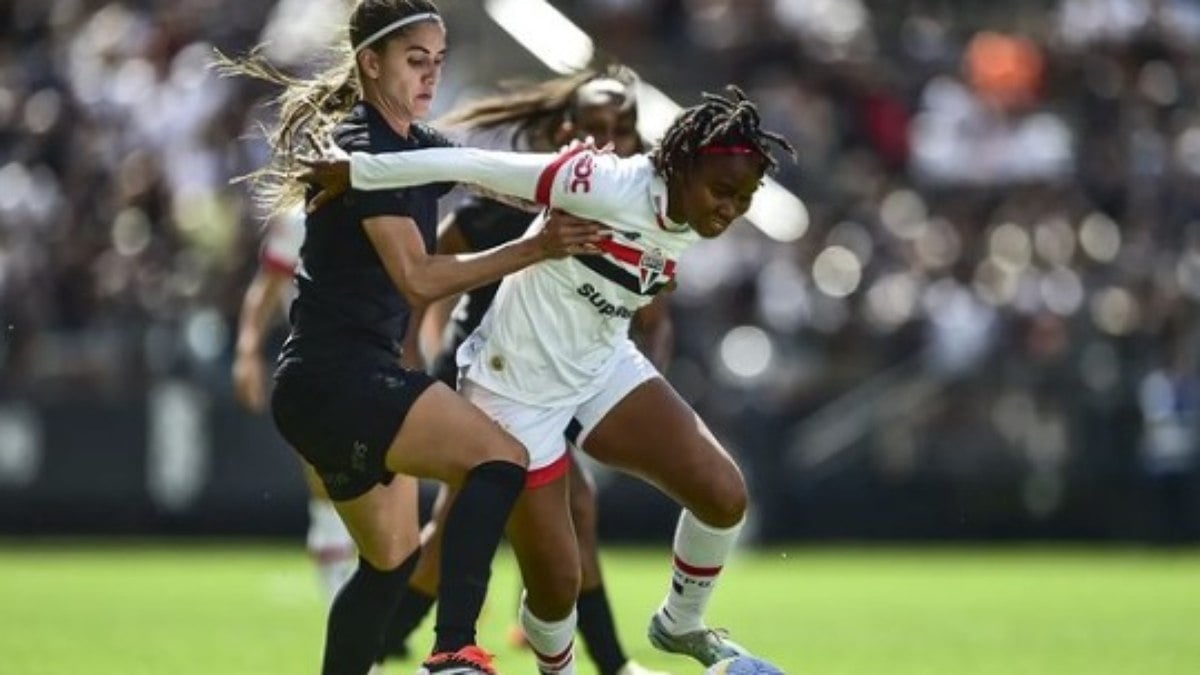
[657,510,744,634]
[520,596,577,674]
[306,499,357,604]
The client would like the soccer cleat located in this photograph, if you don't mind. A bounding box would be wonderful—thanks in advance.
[616,659,674,675]
[647,612,749,666]
[416,645,497,675]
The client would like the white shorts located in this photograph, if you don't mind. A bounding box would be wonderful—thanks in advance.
[459,339,659,487]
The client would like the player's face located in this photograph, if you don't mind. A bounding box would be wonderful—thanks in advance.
[676,154,765,238]
[559,106,641,158]
[369,21,446,120]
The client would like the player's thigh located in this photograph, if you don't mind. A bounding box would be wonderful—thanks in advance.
[332,473,421,570]
[506,474,580,620]
[384,381,528,486]
[459,377,578,479]
[581,377,747,527]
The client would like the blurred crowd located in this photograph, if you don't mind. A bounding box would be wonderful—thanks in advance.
[1,0,1197,538]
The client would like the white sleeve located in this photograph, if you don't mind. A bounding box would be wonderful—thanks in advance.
[260,207,305,273]
[350,146,625,221]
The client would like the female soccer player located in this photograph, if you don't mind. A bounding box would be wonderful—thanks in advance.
[302,85,795,670]
[223,1,605,673]
[379,67,672,675]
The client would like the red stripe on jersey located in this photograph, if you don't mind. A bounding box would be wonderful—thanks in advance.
[673,555,723,577]
[653,196,669,230]
[260,252,297,276]
[535,146,588,205]
[596,238,677,278]
[526,451,570,489]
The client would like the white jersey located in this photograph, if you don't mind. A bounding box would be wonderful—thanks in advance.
[260,207,305,274]
[259,207,305,313]
[352,147,699,405]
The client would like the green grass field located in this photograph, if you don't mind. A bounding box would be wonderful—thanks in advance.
[1,542,1198,675]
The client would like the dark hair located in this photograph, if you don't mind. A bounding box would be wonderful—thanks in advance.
[215,0,441,213]
[650,85,795,184]
[440,64,640,151]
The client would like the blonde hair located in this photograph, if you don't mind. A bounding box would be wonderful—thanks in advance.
[215,0,440,214]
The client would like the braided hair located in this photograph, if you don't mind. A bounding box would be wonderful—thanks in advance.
[650,85,794,184]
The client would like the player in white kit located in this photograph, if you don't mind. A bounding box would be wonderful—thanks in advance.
[303,86,795,671]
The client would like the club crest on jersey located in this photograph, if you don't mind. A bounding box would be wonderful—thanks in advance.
[638,247,668,293]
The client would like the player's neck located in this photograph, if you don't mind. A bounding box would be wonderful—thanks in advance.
[364,94,415,138]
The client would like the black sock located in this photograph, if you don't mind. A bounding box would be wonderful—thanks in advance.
[434,460,525,653]
[577,585,628,675]
[379,585,436,659]
[321,553,418,675]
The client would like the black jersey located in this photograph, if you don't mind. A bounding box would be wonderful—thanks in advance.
[440,196,537,353]
[282,102,454,365]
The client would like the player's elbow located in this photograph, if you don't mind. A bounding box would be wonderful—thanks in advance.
[399,275,440,308]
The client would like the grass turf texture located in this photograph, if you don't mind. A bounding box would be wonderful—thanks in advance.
[0,543,1197,674]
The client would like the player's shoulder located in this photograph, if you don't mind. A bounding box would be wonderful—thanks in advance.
[332,103,373,153]
[566,151,653,200]
[411,122,457,149]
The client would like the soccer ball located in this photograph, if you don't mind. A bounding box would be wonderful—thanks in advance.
[702,656,785,674]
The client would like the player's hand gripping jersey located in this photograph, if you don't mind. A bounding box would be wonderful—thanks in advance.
[352,146,699,405]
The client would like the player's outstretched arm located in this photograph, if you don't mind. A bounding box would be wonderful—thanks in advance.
[348,143,619,216]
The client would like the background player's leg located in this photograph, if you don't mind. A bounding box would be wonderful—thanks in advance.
[568,457,630,675]
[302,462,358,603]
[506,472,582,674]
[582,377,749,665]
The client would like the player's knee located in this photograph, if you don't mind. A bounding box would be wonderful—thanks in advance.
[359,535,420,572]
[700,464,748,528]
[479,432,529,470]
[525,565,581,619]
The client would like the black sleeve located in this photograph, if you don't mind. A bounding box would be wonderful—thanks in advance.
[339,127,420,221]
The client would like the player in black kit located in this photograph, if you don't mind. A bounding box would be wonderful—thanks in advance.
[220,2,604,674]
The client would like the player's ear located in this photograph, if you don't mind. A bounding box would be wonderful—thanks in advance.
[357,48,381,80]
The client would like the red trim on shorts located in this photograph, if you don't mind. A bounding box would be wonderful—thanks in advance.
[260,252,296,276]
[309,545,356,565]
[673,555,722,577]
[531,639,574,668]
[535,146,588,205]
[525,451,570,489]
[596,238,677,278]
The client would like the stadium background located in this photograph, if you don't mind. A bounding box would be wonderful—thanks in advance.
[2,0,1198,544]
[2,2,1200,674]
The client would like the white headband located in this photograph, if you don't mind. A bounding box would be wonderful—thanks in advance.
[574,77,636,113]
[354,12,442,54]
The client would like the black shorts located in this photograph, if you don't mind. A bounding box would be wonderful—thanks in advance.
[271,357,436,501]
[431,348,459,390]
